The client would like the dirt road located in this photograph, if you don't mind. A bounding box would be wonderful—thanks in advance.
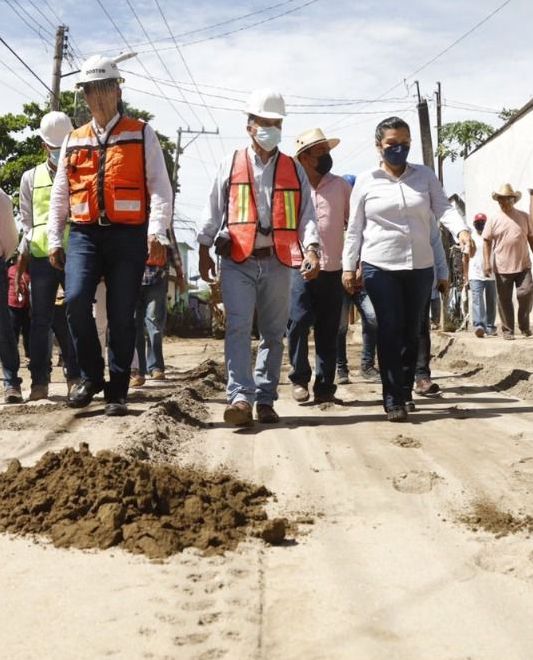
[1,332,533,659]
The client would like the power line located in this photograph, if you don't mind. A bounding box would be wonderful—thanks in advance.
[0,35,54,95]
[3,0,53,47]
[111,0,300,52]
[133,0,321,53]
[0,58,47,98]
[153,0,225,160]
[121,0,216,178]
[6,0,54,39]
[26,0,56,31]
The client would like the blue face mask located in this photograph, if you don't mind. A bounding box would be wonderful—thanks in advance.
[383,143,410,166]
[48,149,61,167]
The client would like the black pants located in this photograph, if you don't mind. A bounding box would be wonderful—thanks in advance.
[9,306,30,358]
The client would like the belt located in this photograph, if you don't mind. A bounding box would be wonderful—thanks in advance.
[251,247,275,259]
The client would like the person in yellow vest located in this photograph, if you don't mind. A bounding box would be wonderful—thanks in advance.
[198,89,320,426]
[47,55,172,416]
[15,111,81,401]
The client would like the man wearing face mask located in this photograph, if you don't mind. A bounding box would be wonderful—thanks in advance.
[16,111,81,401]
[288,128,351,404]
[198,89,320,426]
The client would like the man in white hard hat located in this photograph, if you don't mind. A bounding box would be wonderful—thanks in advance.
[48,54,172,416]
[16,111,81,401]
[288,128,351,404]
[0,188,23,403]
[198,88,320,426]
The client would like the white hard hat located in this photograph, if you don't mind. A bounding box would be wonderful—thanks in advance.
[39,111,73,148]
[245,88,286,119]
[76,54,124,87]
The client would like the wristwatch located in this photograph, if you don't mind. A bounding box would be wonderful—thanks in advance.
[305,244,321,257]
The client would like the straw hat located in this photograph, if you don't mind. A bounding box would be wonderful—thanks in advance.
[295,128,340,157]
[492,183,522,201]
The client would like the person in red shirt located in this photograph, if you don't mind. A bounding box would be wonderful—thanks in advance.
[7,259,30,360]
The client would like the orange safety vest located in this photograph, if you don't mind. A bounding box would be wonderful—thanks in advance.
[65,116,148,226]
[226,149,303,268]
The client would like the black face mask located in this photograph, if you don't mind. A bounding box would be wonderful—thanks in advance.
[315,153,333,175]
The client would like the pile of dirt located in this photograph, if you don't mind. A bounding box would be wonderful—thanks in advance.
[119,360,226,463]
[0,443,276,558]
[431,334,533,400]
[459,499,533,538]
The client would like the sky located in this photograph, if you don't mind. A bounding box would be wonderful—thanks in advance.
[1,0,532,274]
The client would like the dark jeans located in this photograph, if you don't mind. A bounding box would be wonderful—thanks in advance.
[0,258,21,388]
[52,303,71,376]
[135,275,167,376]
[415,297,432,380]
[336,289,377,373]
[288,269,343,397]
[9,306,30,358]
[494,270,533,335]
[362,262,433,411]
[65,223,147,400]
[29,257,79,385]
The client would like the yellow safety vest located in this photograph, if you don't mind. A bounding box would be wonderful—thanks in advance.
[30,163,69,257]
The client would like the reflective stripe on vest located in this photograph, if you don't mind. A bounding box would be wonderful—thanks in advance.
[65,116,148,226]
[226,150,303,267]
[30,163,69,257]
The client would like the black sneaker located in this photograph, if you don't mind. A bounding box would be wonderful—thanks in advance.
[336,372,350,385]
[387,406,407,422]
[105,399,128,416]
[404,400,416,412]
[67,379,104,408]
[361,366,381,382]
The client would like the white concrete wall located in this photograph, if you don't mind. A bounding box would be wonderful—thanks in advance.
[464,108,533,226]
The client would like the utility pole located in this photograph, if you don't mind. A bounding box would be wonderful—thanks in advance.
[435,81,443,184]
[415,81,435,171]
[51,25,67,110]
[172,127,219,203]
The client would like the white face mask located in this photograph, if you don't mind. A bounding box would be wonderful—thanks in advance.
[48,149,61,167]
[254,126,281,152]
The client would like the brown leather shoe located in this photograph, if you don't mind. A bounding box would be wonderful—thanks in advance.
[223,400,253,426]
[256,404,280,424]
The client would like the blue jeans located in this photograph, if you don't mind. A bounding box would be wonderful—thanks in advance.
[135,275,167,376]
[0,258,21,388]
[65,224,147,399]
[336,289,377,374]
[287,269,343,397]
[220,255,290,406]
[470,279,496,331]
[29,257,79,385]
[362,263,433,411]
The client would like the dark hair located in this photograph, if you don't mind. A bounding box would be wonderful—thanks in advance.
[375,116,410,145]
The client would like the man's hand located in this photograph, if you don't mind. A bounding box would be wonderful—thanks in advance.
[199,245,216,282]
[483,263,492,278]
[300,249,320,281]
[342,271,357,293]
[49,247,65,271]
[458,229,475,257]
[437,278,449,295]
[148,234,166,264]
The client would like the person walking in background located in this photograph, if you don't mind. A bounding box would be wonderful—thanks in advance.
[130,231,184,387]
[0,188,23,403]
[342,116,472,422]
[48,55,172,416]
[7,257,30,361]
[198,89,320,426]
[464,212,497,337]
[414,219,449,398]
[16,111,80,401]
[336,174,379,385]
[287,128,350,404]
[483,184,533,340]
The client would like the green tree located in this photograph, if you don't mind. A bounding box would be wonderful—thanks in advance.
[0,91,175,203]
[498,107,520,123]
[436,120,495,162]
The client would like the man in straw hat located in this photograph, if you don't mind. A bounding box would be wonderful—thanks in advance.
[198,89,320,426]
[483,183,533,339]
[288,128,352,404]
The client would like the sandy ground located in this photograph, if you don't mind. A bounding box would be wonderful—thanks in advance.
[2,330,533,659]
